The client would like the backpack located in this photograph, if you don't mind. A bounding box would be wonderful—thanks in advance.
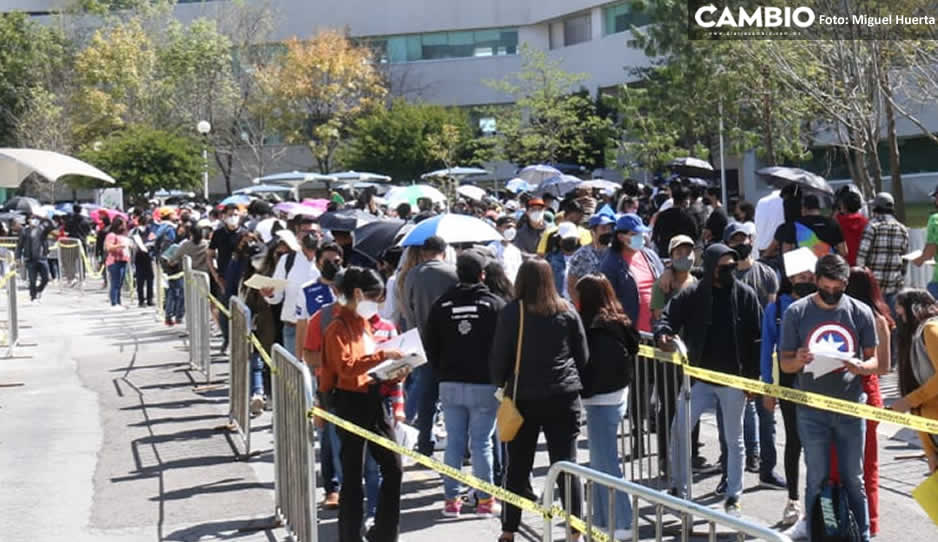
[811,481,863,542]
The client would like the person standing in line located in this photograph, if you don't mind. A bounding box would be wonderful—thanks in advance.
[490,259,588,542]
[913,186,938,299]
[132,215,155,307]
[779,254,878,542]
[424,249,506,517]
[16,213,55,303]
[512,198,547,256]
[576,274,639,540]
[651,185,699,259]
[836,190,869,266]
[858,193,909,316]
[208,204,244,351]
[567,213,615,305]
[104,217,132,308]
[489,215,523,284]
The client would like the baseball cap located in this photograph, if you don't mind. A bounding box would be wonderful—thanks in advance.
[783,247,818,278]
[722,221,756,243]
[456,248,488,282]
[668,234,695,254]
[588,214,616,228]
[871,192,895,211]
[615,213,651,233]
[557,222,579,239]
[527,198,545,208]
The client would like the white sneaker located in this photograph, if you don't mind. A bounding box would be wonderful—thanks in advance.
[782,499,801,526]
[614,528,633,541]
[783,517,808,540]
[250,394,265,416]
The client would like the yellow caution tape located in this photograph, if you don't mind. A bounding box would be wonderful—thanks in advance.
[636,345,938,435]
[310,406,611,542]
[0,269,17,290]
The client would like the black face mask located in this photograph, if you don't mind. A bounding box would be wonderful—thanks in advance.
[732,243,753,260]
[561,238,579,253]
[818,288,844,305]
[598,232,614,246]
[792,282,817,298]
[716,264,736,286]
[301,233,318,251]
[320,259,340,282]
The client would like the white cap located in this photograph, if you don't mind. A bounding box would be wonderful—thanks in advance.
[276,229,301,252]
[557,222,579,239]
[783,247,817,278]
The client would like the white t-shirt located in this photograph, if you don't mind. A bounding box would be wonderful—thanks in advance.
[488,241,523,284]
[265,251,321,323]
[754,190,784,251]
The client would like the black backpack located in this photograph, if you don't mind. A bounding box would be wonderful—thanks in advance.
[811,481,863,542]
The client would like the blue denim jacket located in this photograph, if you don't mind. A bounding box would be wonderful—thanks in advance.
[598,247,663,324]
[545,250,568,296]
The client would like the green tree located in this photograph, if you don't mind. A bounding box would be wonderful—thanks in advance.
[78,125,203,201]
[340,99,487,182]
[485,44,612,168]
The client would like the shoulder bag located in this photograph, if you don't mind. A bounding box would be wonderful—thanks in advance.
[496,301,525,442]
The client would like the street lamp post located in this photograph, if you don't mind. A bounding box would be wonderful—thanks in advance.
[197,120,211,200]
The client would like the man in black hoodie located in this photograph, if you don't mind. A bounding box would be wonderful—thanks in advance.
[423,249,506,517]
[655,243,763,516]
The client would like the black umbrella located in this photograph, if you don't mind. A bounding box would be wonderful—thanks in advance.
[667,157,716,179]
[757,167,833,196]
[1,196,41,214]
[352,219,412,264]
[318,209,378,232]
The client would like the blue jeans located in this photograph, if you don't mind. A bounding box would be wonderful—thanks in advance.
[718,397,778,475]
[798,405,870,541]
[405,364,439,455]
[250,352,265,396]
[585,401,632,531]
[439,382,498,500]
[25,258,50,301]
[165,278,184,320]
[319,420,342,494]
[282,323,296,358]
[107,262,127,305]
[671,382,746,500]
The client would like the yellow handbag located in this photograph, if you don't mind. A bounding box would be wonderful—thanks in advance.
[496,301,525,442]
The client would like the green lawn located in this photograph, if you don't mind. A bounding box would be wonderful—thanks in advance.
[903,202,933,229]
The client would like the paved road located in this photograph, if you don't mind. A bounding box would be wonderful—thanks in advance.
[0,283,935,541]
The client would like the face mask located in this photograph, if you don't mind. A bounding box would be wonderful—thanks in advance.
[527,210,544,224]
[818,288,844,305]
[628,234,645,251]
[717,264,736,285]
[732,243,753,260]
[672,255,693,272]
[792,282,817,298]
[29,219,39,227]
[321,259,340,282]
[356,299,379,319]
[502,227,517,242]
[301,233,318,251]
[251,258,265,271]
[225,216,239,229]
[337,294,348,306]
[560,238,579,253]
[598,232,614,246]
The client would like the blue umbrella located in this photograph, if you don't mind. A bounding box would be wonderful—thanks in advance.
[219,194,254,206]
[398,214,502,247]
[506,178,535,194]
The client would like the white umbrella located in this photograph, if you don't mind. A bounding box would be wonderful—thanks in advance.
[398,214,502,247]
[331,171,392,183]
[537,175,583,197]
[582,179,620,193]
[0,148,116,187]
[456,185,487,202]
[517,164,562,186]
[252,171,338,199]
[421,167,489,181]
[386,185,447,208]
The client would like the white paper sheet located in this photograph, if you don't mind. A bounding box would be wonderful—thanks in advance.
[381,327,426,359]
[368,353,426,382]
[243,273,289,291]
[805,347,855,378]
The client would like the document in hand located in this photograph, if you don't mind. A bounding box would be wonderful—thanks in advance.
[243,273,289,291]
[368,353,426,382]
[805,343,856,378]
[381,327,426,360]
[913,470,938,526]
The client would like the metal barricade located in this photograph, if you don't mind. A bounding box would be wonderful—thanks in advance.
[271,344,317,542]
[621,332,692,496]
[228,296,253,455]
[3,271,19,357]
[57,238,85,293]
[190,270,213,383]
[0,237,24,281]
[154,259,164,318]
[543,461,792,542]
[183,256,193,337]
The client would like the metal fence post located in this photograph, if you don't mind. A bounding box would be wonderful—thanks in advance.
[6,272,18,358]
[228,296,252,456]
[190,270,213,383]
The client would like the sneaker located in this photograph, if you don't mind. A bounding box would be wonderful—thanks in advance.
[613,529,633,541]
[714,477,727,496]
[783,517,808,540]
[363,516,375,533]
[250,394,265,417]
[321,491,339,509]
[165,317,174,327]
[745,454,760,473]
[724,497,742,518]
[476,497,500,517]
[782,499,801,527]
[692,455,712,472]
[759,471,786,490]
[461,490,479,509]
[442,498,462,517]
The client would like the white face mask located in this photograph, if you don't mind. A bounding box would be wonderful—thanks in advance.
[225,216,239,228]
[356,300,379,319]
[527,210,544,224]
[502,227,517,242]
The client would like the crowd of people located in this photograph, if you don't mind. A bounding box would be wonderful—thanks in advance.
[14,177,938,542]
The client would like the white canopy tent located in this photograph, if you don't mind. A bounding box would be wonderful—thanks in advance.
[0,148,116,187]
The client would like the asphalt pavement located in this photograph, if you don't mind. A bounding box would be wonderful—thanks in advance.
[0,280,935,542]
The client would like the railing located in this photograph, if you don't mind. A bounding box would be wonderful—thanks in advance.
[228,296,253,456]
[153,259,164,319]
[57,238,85,294]
[543,461,792,542]
[3,266,19,357]
[271,344,317,542]
[182,256,212,383]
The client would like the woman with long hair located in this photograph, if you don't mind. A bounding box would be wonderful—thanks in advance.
[393,246,424,330]
[323,266,405,542]
[483,259,514,302]
[104,217,132,308]
[490,258,589,542]
[575,274,639,539]
[842,267,893,536]
[891,289,938,475]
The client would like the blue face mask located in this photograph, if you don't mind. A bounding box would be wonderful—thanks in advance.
[629,234,645,251]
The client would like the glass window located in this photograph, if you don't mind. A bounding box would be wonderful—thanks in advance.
[603,1,651,35]
[479,117,496,135]
[564,13,592,46]
[370,28,518,63]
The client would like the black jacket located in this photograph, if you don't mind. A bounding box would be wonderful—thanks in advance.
[654,243,763,379]
[16,220,54,261]
[424,282,506,385]
[581,319,640,399]
[489,300,589,401]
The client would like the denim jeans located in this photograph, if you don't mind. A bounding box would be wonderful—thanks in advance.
[107,262,127,306]
[671,381,746,500]
[25,258,50,301]
[165,278,184,320]
[405,364,439,455]
[282,323,297,358]
[250,352,265,396]
[585,401,632,531]
[319,420,342,494]
[718,397,778,475]
[439,381,498,500]
[798,405,870,541]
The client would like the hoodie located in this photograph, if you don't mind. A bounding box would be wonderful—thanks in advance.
[654,243,763,379]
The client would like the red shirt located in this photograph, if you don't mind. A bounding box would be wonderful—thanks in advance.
[836,213,868,266]
[625,251,655,333]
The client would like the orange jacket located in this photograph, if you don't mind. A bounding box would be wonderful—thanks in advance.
[322,305,388,393]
